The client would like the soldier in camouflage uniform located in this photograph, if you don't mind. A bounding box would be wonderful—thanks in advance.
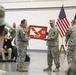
[67,20,76,75]
[65,20,76,64]
[16,19,30,72]
[0,5,14,50]
[9,22,16,40]
[67,47,76,75]
[43,20,60,72]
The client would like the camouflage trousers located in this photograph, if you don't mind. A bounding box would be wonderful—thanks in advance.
[67,47,76,75]
[67,46,76,64]
[16,42,27,67]
[47,46,60,68]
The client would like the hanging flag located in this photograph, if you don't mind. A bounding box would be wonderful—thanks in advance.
[56,6,70,37]
[28,25,47,39]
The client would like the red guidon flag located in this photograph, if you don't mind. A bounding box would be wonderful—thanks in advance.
[28,25,47,39]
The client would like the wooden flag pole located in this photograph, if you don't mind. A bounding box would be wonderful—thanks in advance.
[60,36,66,54]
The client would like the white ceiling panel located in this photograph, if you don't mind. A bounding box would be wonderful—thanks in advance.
[0,0,69,3]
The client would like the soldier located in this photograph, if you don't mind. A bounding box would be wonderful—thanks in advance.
[67,19,76,75]
[9,22,16,40]
[43,20,60,72]
[65,19,76,64]
[0,5,14,50]
[16,19,30,72]
[67,47,76,75]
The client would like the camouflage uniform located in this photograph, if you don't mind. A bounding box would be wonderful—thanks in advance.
[0,5,13,50]
[16,25,29,67]
[0,5,5,49]
[9,28,16,39]
[0,5,15,60]
[4,27,8,35]
[46,26,60,68]
[65,24,76,64]
[67,47,76,75]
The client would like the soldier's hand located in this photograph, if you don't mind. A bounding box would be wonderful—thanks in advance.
[26,27,30,33]
[4,45,7,49]
[42,38,46,41]
[13,45,17,48]
[65,43,67,47]
[26,29,29,33]
[28,37,31,40]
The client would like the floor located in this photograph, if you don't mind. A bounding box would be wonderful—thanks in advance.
[0,51,68,75]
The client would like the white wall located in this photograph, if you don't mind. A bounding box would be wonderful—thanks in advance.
[0,0,76,50]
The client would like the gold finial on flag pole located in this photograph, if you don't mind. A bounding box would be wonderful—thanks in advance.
[62,0,64,7]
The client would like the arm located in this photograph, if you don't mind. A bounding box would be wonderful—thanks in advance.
[11,38,16,46]
[65,27,72,44]
[5,22,14,30]
[46,28,58,41]
[19,30,29,42]
[4,28,8,35]
[9,29,13,35]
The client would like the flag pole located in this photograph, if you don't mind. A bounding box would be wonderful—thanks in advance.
[60,36,66,54]
[59,1,66,54]
[57,0,70,54]
[62,0,64,5]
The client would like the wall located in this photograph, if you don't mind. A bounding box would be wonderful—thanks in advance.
[0,0,76,50]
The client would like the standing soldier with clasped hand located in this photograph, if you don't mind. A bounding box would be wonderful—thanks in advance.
[16,19,30,72]
[43,20,60,72]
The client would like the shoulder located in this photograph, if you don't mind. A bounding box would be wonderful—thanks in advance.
[53,27,58,31]
[69,26,75,31]
[17,26,22,31]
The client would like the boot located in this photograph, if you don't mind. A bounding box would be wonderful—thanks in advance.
[16,65,20,71]
[43,67,52,71]
[18,66,28,72]
[53,68,59,72]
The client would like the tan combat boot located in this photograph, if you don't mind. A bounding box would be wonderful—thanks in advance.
[16,65,20,71]
[18,66,28,72]
[53,68,59,72]
[43,67,52,71]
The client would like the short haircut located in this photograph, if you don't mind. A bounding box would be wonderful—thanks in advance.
[21,19,26,24]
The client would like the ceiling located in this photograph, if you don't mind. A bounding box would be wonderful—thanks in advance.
[0,0,68,3]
